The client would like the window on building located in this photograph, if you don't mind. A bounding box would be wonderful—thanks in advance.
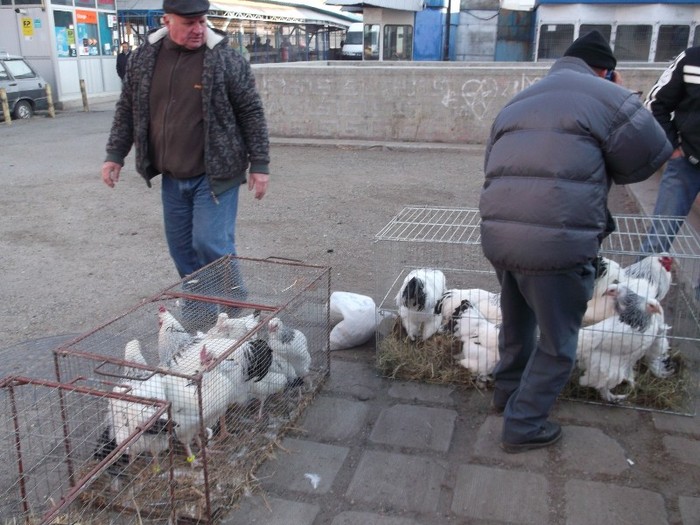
[383,25,412,60]
[98,12,117,55]
[579,24,611,43]
[75,0,96,7]
[615,25,652,61]
[76,9,99,56]
[656,25,689,62]
[537,24,574,60]
[53,10,76,57]
[363,24,379,61]
[97,0,115,9]
[51,0,73,5]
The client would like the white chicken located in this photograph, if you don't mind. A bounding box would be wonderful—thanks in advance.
[206,310,262,341]
[583,256,624,325]
[448,299,500,382]
[99,339,169,466]
[576,283,664,403]
[163,339,273,464]
[395,268,446,341]
[164,335,237,374]
[158,305,198,368]
[624,253,673,301]
[435,288,502,327]
[644,320,675,379]
[122,338,149,379]
[266,317,311,383]
[246,368,288,418]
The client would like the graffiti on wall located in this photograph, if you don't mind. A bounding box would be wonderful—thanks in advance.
[258,70,544,142]
[437,73,542,120]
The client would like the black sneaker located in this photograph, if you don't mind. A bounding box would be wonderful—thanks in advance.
[501,421,562,453]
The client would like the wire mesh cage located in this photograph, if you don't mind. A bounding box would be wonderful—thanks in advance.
[0,376,174,525]
[374,206,700,415]
[50,256,331,522]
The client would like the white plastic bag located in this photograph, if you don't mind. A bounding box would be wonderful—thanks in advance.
[329,291,376,350]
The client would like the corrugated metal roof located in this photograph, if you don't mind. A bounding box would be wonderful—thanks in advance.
[324,0,424,12]
[117,0,360,26]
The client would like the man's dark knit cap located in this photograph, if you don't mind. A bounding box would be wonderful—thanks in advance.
[564,30,617,70]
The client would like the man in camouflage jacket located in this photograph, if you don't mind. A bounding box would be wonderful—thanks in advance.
[101,0,269,293]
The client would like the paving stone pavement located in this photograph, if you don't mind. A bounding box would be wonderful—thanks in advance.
[220,347,700,525]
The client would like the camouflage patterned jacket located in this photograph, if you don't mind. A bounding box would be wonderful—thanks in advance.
[105,26,269,195]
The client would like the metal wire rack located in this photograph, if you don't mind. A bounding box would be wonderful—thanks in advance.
[374,206,482,244]
[374,206,700,416]
[0,376,174,524]
[0,256,331,524]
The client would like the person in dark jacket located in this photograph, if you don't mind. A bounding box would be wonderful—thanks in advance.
[101,0,270,324]
[478,30,672,453]
[641,47,700,290]
[116,42,131,81]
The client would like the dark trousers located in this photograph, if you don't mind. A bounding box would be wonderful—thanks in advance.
[493,263,594,443]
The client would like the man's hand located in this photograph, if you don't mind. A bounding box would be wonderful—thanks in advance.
[248,172,269,200]
[670,147,684,159]
[102,161,122,188]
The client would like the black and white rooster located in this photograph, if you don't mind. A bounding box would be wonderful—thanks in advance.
[395,268,446,341]
[583,254,673,326]
[446,299,500,382]
[435,288,502,327]
[624,253,673,301]
[576,282,664,403]
[162,338,273,465]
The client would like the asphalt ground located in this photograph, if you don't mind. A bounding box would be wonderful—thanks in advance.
[0,101,698,525]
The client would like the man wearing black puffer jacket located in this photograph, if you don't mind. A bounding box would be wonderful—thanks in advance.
[641,47,700,281]
[478,31,672,453]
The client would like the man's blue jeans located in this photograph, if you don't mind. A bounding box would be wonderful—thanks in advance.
[161,174,240,278]
[493,263,594,443]
[162,175,247,328]
[641,156,700,254]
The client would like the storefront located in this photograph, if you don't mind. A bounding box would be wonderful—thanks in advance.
[0,0,356,105]
[0,0,120,104]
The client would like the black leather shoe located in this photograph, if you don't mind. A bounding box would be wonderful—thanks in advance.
[501,422,562,453]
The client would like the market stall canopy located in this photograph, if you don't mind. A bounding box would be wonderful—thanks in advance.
[324,0,423,12]
[117,0,360,26]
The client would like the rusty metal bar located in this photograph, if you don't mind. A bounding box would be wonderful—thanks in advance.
[8,384,30,518]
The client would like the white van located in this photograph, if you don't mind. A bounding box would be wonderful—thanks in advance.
[341,23,364,60]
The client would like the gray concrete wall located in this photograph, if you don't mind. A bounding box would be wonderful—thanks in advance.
[254,61,667,145]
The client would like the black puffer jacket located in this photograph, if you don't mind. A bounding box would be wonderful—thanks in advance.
[105,27,269,195]
[645,46,700,165]
[479,57,672,274]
